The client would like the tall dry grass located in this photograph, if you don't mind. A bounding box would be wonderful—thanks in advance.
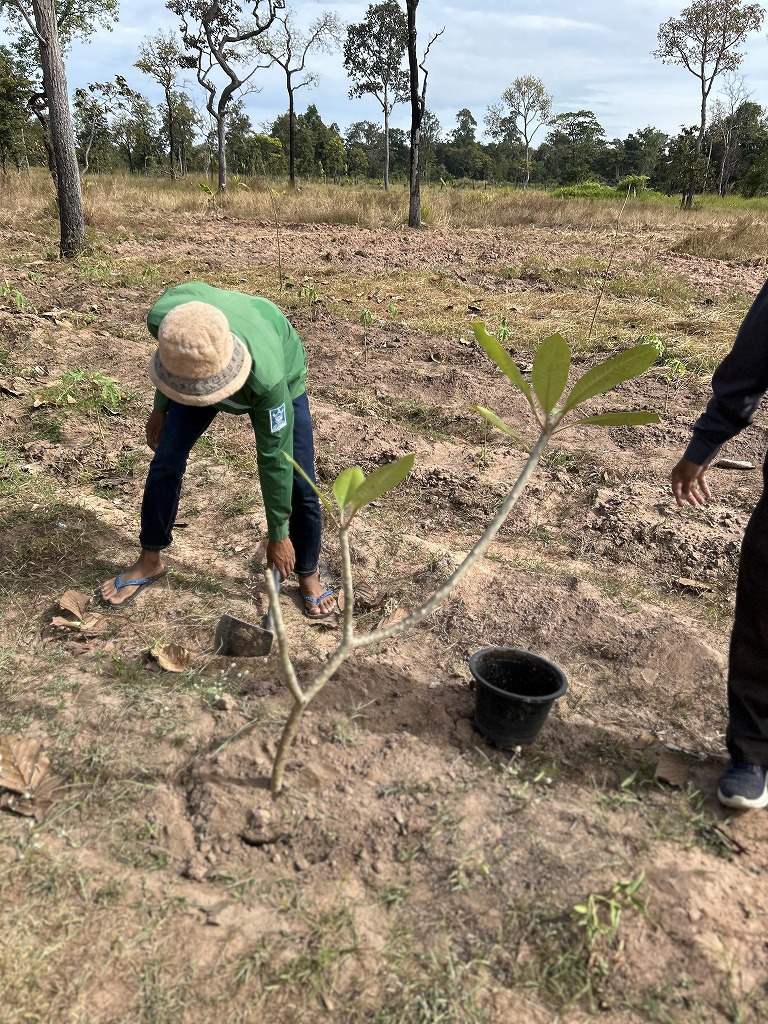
[4,169,768,243]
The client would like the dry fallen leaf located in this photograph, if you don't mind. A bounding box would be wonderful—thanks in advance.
[655,749,689,789]
[78,612,108,635]
[0,734,47,795]
[677,578,714,593]
[59,589,91,619]
[378,607,410,629]
[52,611,108,636]
[0,735,63,820]
[150,643,192,672]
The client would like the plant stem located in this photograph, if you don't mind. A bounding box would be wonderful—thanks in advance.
[588,185,630,340]
[350,428,551,649]
[269,427,552,795]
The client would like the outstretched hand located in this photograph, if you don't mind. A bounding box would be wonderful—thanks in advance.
[671,457,711,507]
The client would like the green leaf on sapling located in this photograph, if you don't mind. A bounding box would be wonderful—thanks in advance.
[349,454,415,515]
[472,322,537,414]
[333,465,365,510]
[531,333,570,417]
[573,411,660,427]
[469,404,528,450]
[285,454,339,524]
[561,343,658,413]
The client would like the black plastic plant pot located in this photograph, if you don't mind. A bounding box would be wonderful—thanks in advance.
[469,646,568,749]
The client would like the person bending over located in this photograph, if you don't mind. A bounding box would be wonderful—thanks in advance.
[99,281,335,620]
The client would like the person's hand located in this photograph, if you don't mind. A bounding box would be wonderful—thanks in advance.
[671,457,711,507]
[266,538,295,580]
[146,410,167,451]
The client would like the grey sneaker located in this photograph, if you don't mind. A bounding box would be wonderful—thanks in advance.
[717,761,768,809]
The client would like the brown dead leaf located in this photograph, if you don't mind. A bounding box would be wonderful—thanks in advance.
[655,749,689,789]
[0,770,64,820]
[0,734,48,795]
[0,735,63,820]
[60,589,91,619]
[52,615,83,630]
[378,607,410,629]
[150,643,192,672]
[78,612,108,635]
[677,577,714,593]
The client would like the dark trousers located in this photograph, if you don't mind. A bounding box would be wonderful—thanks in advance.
[139,392,323,577]
[727,450,768,764]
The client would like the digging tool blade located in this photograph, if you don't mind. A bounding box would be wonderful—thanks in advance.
[214,569,280,657]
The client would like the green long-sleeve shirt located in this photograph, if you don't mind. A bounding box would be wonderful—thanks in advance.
[148,282,308,542]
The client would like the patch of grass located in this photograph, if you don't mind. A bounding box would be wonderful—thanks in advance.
[371,951,491,1023]
[28,408,64,442]
[674,215,768,261]
[34,367,128,413]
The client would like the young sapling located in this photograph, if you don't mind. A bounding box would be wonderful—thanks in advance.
[223,324,660,795]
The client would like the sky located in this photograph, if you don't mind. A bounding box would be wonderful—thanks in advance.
[32,1,768,143]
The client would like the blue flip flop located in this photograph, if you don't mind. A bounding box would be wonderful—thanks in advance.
[303,587,337,622]
[101,568,168,609]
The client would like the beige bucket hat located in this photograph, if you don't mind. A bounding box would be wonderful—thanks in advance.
[148,301,252,406]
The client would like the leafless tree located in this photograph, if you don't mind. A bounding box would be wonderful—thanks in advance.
[405,0,443,227]
[167,0,284,191]
[255,8,341,188]
[710,72,751,194]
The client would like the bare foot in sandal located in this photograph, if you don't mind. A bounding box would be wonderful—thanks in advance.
[100,551,167,608]
[298,571,337,619]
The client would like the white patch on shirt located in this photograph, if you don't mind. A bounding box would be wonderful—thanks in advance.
[270,403,287,433]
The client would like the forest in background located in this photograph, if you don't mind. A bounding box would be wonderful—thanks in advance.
[2,1,768,200]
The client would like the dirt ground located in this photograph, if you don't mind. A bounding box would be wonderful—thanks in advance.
[2,212,768,1023]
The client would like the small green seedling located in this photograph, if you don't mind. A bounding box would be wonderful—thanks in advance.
[573,873,646,946]
[299,283,321,321]
[496,316,512,345]
[359,308,373,361]
[35,369,125,412]
[0,280,28,311]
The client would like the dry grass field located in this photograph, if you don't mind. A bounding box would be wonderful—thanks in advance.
[2,173,768,1023]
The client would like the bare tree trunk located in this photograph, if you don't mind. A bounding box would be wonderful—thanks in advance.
[288,83,296,188]
[383,100,390,191]
[216,112,227,191]
[684,85,709,210]
[165,85,176,180]
[406,0,421,227]
[31,0,84,255]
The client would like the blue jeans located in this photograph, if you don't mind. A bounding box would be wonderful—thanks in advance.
[139,392,323,576]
